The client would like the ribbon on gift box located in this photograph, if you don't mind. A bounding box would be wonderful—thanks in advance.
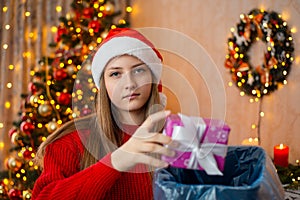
[169,114,227,175]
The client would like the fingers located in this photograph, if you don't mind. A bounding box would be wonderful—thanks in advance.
[111,147,170,172]
[133,131,171,144]
[112,110,174,172]
[139,143,175,157]
[128,133,175,156]
[136,153,169,169]
[141,110,171,131]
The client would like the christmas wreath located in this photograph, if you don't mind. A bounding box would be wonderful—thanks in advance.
[225,9,294,97]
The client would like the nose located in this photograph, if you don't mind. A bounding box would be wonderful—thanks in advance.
[123,72,137,90]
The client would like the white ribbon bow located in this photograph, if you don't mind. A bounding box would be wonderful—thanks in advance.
[170,114,227,176]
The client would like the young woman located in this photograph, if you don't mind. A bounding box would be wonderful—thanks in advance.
[32,28,175,199]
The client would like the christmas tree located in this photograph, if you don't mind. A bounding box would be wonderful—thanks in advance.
[0,0,131,199]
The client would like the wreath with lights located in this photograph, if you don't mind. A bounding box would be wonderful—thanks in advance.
[225,9,294,97]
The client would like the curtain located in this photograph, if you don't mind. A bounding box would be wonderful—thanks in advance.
[0,0,73,170]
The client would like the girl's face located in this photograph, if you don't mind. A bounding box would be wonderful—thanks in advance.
[103,55,153,113]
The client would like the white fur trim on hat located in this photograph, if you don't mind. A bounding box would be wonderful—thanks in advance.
[91,36,162,89]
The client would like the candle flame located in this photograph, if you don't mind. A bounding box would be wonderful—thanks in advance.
[279,144,284,149]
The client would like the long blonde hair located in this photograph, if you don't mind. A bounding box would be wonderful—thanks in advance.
[35,72,162,170]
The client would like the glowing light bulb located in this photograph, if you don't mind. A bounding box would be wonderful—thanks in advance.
[25,11,31,17]
[260,112,264,117]
[126,6,133,13]
[5,101,11,109]
[56,6,62,12]
[8,64,14,70]
[283,70,287,76]
[3,6,8,12]
[6,82,12,88]
[3,44,8,49]
[94,3,99,9]
[291,27,297,34]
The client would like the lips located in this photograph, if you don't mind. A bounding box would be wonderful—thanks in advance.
[123,93,140,100]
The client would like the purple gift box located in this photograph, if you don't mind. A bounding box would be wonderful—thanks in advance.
[162,114,231,175]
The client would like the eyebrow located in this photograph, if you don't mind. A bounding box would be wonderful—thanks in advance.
[107,62,145,70]
[132,62,146,68]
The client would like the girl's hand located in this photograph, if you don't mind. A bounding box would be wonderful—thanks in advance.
[111,110,175,172]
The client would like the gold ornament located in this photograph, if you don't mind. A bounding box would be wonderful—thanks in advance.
[103,2,115,15]
[0,184,8,198]
[38,102,53,117]
[23,190,32,200]
[6,157,22,171]
[66,64,77,76]
[29,94,39,106]
[10,132,19,144]
[47,119,59,133]
[101,30,109,39]
[10,132,24,146]
[66,11,76,20]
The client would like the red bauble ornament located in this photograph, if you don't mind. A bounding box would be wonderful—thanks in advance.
[55,26,67,42]
[21,113,28,121]
[28,82,37,94]
[82,7,94,18]
[53,68,68,81]
[8,188,22,200]
[8,128,17,138]
[20,121,35,135]
[57,92,71,105]
[74,10,81,21]
[57,26,67,36]
[55,48,65,58]
[22,149,32,160]
[88,20,101,33]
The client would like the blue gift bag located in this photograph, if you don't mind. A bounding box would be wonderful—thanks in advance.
[154,146,284,200]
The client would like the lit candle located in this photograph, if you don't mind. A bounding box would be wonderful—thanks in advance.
[273,144,289,167]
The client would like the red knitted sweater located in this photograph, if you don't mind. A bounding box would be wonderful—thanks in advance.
[32,127,153,200]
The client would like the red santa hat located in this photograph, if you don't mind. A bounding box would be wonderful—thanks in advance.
[91,28,163,89]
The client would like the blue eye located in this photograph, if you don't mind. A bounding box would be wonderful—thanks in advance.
[133,66,147,74]
[110,72,120,77]
[134,68,145,73]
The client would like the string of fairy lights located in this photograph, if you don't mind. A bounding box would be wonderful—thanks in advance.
[0,1,133,197]
[0,1,133,142]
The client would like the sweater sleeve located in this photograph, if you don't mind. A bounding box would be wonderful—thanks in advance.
[32,133,122,200]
